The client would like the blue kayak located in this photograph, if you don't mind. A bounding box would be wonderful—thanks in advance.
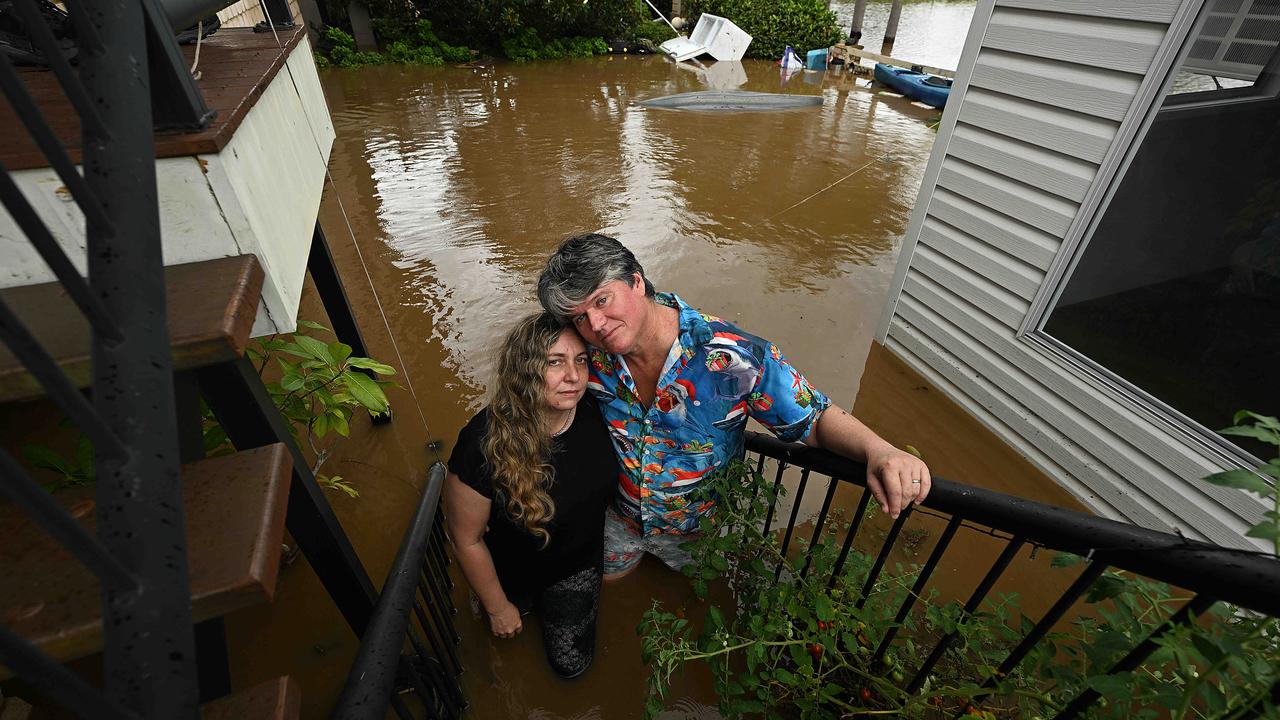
[873,63,952,109]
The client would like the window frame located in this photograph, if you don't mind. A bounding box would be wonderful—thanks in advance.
[1018,0,1279,469]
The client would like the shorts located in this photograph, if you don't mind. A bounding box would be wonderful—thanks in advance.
[602,505,701,576]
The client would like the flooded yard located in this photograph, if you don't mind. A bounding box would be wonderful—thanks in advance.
[236,2,1103,717]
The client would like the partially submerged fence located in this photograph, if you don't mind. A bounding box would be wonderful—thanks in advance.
[743,431,1280,719]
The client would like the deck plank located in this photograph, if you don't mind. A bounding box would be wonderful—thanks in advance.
[0,27,306,170]
[203,676,301,720]
[0,254,264,404]
[0,443,292,671]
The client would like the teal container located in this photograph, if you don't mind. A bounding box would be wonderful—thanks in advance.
[805,48,827,70]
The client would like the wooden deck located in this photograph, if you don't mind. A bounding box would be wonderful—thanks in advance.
[0,26,306,171]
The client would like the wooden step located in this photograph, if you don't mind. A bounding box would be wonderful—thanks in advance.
[0,254,264,404]
[0,443,291,676]
[202,677,300,720]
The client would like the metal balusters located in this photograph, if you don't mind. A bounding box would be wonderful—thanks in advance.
[965,560,1108,709]
[828,487,874,589]
[760,459,788,534]
[872,514,963,665]
[798,476,839,579]
[1054,594,1218,720]
[906,537,1026,694]
[776,467,811,579]
[855,505,915,610]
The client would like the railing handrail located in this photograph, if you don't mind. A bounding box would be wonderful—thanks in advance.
[332,461,448,719]
[744,431,1280,617]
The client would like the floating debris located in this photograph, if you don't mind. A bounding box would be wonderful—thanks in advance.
[639,90,821,112]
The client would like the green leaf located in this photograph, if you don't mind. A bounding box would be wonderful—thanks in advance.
[1259,461,1280,480]
[1086,576,1127,603]
[297,319,330,333]
[328,341,352,364]
[708,605,724,630]
[347,357,398,375]
[815,594,834,622]
[1051,552,1084,568]
[344,372,390,413]
[313,413,330,438]
[329,409,350,437]
[281,372,306,392]
[1190,634,1224,663]
[1085,674,1130,696]
[709,553,729,571]
[1204,469,1274,496]
[1245,523,1280,540]
[21,445,74,475]
[294,334,336,364]
[1219,424,1280,445]
[1230,410,1280,430]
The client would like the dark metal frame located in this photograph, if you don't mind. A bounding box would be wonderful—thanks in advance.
[333,463,466,720]
[0,0,213,714]
[744,431,1280,719]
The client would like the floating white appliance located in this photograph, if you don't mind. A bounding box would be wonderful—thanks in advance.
[659,14,752,62]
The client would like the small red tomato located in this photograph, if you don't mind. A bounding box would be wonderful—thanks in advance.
[807,642,824,659]
[965,705,977,716]
[930,696,943,707]
[860,687,873,702]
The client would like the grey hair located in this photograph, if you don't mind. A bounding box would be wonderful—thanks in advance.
[537,233,655,323]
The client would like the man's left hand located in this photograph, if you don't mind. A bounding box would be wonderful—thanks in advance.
[864,444,931,519]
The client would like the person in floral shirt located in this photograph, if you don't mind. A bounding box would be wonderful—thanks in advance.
[537,234,932,580]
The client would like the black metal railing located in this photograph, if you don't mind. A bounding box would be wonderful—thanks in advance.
[743,431,1280,720]
[0,0,213,713]
[333,463,466,720]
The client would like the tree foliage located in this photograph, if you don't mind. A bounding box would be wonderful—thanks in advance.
[684,0,842,60]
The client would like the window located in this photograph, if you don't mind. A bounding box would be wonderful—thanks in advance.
[1039,2,1280,461]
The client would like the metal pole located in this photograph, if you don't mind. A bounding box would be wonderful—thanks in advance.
[79,0,200,712]
[883,0,903,47]
[850,0,867,42]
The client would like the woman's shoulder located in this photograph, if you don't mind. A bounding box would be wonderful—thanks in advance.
[449,408,491,469]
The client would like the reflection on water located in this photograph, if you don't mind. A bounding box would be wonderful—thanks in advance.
[317,20,971,715]
[324,58,939,417]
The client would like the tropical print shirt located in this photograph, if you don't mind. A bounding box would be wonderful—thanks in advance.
[587,293,831,535]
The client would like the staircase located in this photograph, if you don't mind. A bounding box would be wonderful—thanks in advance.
[0,0,463,716]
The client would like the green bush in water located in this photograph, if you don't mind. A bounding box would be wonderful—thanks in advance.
[501,28,610,63]
[417,0,643,58]
[632,18,676,45]
[684,0,841,60]
[316,20,473,68]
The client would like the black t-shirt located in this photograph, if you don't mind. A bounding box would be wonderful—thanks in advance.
[448,395,618,610]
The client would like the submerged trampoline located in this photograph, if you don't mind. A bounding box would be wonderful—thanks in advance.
[639,90,823,112]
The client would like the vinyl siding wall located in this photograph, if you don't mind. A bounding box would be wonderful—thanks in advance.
[878,0,1268,548]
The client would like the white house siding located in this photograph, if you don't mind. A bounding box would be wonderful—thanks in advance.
[877,0,1268,549]
[217,0,303,29]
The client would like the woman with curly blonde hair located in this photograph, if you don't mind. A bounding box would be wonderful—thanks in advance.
[445,312,618,678]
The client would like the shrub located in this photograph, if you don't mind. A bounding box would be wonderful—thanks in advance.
[316,19,472,68]
[501,28,610,63]
[417,0,644,57]
[684,0,841,60]
[632,18,676,45]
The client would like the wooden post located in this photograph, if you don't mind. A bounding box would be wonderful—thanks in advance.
[883,0,903,46]
[346,0,377,52]
[671,0,682,17]
[850,0,867,40]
